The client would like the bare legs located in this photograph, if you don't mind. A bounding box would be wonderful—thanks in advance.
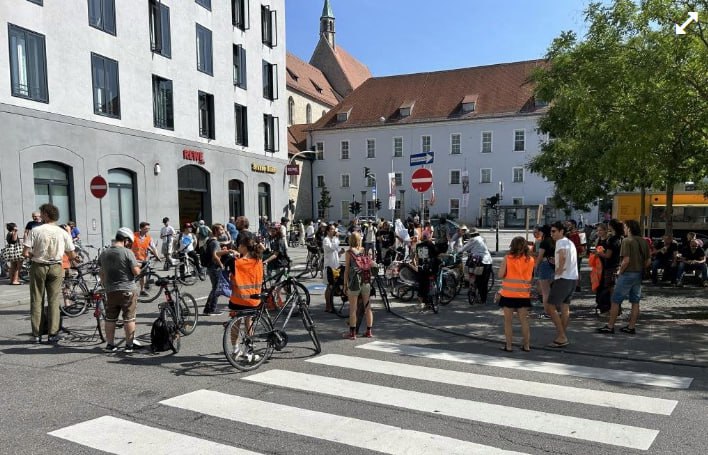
[502,307,531,351]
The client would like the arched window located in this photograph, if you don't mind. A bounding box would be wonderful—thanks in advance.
[228,179,244,218]
[33,161,73,223]
[287,96,294,125]
[258,182,271,220]
[306,103,312,124]
[108,169,136,233]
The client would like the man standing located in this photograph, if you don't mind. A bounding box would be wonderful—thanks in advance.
[545,221,578,348]
[434,216,451,255]
[23,211,43,240]
[132,222,160,296]
[566,220,585,291]
[160,217,176,271]
[226,216,238,244]
[203,224,228,316]
[22,204,76,344]
[196,220,212,252]
[598,219,650,334]
[99,227,142,352]
[323,224,342,313]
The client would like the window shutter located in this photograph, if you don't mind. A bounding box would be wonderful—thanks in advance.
[271,10,277,47]
[240,47,247,89]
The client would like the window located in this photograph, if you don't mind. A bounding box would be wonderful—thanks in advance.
[315,142,324,160]
[451,134,461,155]
[340,141,349,160]
[263,114,279,152]
[233,44,247,89]
[91,53,120,118]
[393,137,403,157]
[306,104,312,123]
[340,174,350,188]
[366,200,376,217]
[289,173,298,186]
[512,198,524,206]
[450,199,460,219]
[395,173,402,186]
[8,24,48,103]
[287,97,294,125]
[229,180,245,218]
[232,0,249,30]
[450,170,461,185]
[341,200,350,221]
[149,0,171,57]
[107,169,136,235]
[367,139,375,158]
[196,0,211,10]
[422,135,431,153]
[258,182,271,220]
[366,173,376,188]
[481,131,492,153]
[513,167,524,183]
[480,168,491,183]
[261,5,277,47]
[262,60,278,100]
[34,162,73,224]
[196,24,213,75]
[316,175,325,188]
[198,91,215,139]
[88,0,116,35]
[234,103,248,146]
[514,129,525,152]
[152,75,173,129]
[27,0,43,5]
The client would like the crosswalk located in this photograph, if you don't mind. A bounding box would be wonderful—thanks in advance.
[49,341,692,454]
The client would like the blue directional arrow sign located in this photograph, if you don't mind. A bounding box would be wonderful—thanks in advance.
[409,151,434,166]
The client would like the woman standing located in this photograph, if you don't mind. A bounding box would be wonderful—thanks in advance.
[594,220,623,313]
[263,225,289,274]
[534,225,554,309]
[322,224,342,313]
[5,223,23,285]
[498,236,536,352]
[343,232,373,340]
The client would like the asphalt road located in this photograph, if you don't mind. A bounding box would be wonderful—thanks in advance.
[0,245,706,455]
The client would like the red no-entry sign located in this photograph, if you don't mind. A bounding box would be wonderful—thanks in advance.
[411,168,433,193]
[90,175,108,199]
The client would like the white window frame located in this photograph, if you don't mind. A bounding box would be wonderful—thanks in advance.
[366,173,376,188]
[449,199,460,218]
[513,129,525,152]
[393,137,403,157]
[450,133,461,155]
[315,141,324,160]
[449,169,461,185]
[421,135,431,153]
[512,167,524,183]
[316,175,325,188]
[512,197,524,206]
[480,168,492,183]
[394,172,402,186]
[366,200,376,217]
[481,131,492,153]
[340,173,350,188]
[366,138,376,159]
[341,200,350,221]
[340,140,349,160]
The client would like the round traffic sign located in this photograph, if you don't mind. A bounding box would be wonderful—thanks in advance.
[411,168,433,193]
[90,175,108,199]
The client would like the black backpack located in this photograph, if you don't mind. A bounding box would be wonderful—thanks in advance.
[150,317,174,352]
[199,238,216,268]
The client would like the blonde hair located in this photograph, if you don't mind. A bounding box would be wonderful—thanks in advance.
[348,232,362,248]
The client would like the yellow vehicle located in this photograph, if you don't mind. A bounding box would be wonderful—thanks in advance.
[613,191,708,238]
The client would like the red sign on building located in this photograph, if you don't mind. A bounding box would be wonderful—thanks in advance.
[286,164,300,175]
[183,149,205,164]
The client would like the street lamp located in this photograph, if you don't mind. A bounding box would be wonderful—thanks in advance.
[288,149,316,165]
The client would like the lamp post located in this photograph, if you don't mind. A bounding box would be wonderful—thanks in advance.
[288,149,316,165]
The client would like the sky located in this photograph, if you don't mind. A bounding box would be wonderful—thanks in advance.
[285,0,600,76]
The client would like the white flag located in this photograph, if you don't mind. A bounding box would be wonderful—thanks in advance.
[387,172,397,210]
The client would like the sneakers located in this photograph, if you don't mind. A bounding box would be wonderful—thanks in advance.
[203,310,224,316]
[139,290,149,297]
[104,343,118,352]
[124,344,134,353]
[342,331,356,340]
[47,334,62,344]
[32,336,42,344]
[364,329,373,338]
[619,326,636,335]
[597,325,614,334]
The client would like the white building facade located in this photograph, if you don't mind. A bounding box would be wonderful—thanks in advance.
[0,0,287,244]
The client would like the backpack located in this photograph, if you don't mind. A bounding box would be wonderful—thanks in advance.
[150,317,174,352]
[200,238,216,267]
[352,251,373,284]
[198,225,210,239]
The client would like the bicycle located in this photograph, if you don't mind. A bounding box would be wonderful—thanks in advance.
[174,251,200,286]
[265,269,319,354]
[150,274,199,352]
[61,260,103,317]
[136,256,163,303]
[300,241,323,279]
[467,258,495,305]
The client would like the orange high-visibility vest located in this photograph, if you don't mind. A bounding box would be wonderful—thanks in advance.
[132,234,152,261]
[229,257,264,307]
[499,255,535,298]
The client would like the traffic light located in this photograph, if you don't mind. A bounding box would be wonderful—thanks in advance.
[349,201,362,215]
[375,198,382,210]
[364,167,371,178]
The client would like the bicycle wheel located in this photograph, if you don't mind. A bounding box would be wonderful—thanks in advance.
[138,271,162,303]
[178,260,198,286]
[95,302,106,343]
[309,254,320,278]
[430,287,440,314]
[397,285,415,302]
[178,293,199,336]
[61,280,89,317]
[270,279,311,328]
[440,273,457,305]
[300,305,321,354]
[163,306,181,353]
[488,270,496,289]
[223,312,273,371]
[468,284,481,305]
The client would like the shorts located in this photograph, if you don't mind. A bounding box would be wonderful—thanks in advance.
[499,296,532,309]
[537,260,555,280]
[227,302,258,312]
[105,290,137,322]
[548,278,576,307]
[347,282,371,299]
[612,271,642,305]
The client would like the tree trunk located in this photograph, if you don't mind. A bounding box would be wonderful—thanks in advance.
[665,185,674,236]
[639,186,647,236]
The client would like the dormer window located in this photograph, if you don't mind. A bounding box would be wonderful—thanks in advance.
[286,68,298,81]
[534,96,548,108]
[399,101,414,118]
[336,107,351,122]
[311,79,323,93]
[461,94,478,113]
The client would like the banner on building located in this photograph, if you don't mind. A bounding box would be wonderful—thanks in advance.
[388,172,396,210]
[461,170,470,207]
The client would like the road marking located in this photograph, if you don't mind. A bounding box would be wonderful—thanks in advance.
[307,354,677,415]
[244,370,659,450]
[358,341,693,389]
[162,390,527,455]
[48,416,256,454]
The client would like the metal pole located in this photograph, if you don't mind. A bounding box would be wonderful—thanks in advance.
[495,207,500,252]
[99,198,105,248]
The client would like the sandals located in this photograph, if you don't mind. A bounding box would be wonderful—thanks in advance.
[500,346,513,352]
[597,325,615,334]
[547,340,569,348]
[522,346,531,352]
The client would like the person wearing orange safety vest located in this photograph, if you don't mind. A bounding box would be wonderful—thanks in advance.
[132,221,161,296]
[498,236,535,353]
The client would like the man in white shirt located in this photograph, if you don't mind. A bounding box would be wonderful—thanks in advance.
[160,217,176,270]
[546,221,578,348]
[322,224,342,313]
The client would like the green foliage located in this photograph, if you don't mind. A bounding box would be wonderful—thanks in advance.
[530,0,708,230]
[317,185,333,219]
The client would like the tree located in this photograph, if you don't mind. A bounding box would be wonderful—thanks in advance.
[317,185,333,220]
[529,0,708,234]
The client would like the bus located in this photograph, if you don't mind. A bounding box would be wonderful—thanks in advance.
[613,191,708,239]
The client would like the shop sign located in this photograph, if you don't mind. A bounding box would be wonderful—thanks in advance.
[251,163,277,174]
[286,164,300,175]
[183,149,205,164]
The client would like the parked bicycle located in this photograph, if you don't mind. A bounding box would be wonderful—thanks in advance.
[61,260,103,317]
[467,256,496,305]
[151,274,199,353]
[135,256,163,303]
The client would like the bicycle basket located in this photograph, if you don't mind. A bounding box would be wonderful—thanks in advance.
[397,263,417,286]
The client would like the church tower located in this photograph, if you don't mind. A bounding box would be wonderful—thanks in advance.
[320,0,335,48]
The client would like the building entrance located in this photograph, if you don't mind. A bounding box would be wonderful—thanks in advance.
[178,165,211,226]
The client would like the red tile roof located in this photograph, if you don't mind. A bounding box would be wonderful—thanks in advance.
[310,60,547,131]
[286,52,340,107]
[332,46,372,92]
[288,124,309,156]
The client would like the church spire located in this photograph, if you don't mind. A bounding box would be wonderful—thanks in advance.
[320,0,335,48]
